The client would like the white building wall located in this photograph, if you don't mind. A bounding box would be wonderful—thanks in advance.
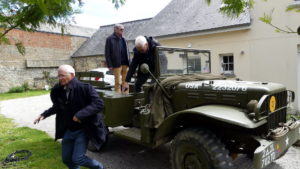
[158,0,300,110]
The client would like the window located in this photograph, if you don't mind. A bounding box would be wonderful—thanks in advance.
[220,55,234,75]
[188,58,201,73]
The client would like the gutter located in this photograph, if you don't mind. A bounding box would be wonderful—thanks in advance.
[153,23,252,40]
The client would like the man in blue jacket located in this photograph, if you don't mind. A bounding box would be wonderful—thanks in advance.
[105,24,130,94]
[123,36,159,93]
[34,65,106,169]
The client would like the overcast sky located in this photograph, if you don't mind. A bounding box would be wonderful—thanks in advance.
[73,0,172,29]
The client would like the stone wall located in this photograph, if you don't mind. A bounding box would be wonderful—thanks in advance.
[0,29,88,93]
[73,55,106,72]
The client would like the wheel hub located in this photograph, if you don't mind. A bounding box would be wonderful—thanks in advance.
[184,153,203,169]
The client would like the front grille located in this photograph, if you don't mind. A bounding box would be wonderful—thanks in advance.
[268,107,287,129]
[267,91,287,129]
[255,91,287,130]
[273,91,287,109]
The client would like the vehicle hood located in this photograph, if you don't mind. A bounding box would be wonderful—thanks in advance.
[177,80,286,94]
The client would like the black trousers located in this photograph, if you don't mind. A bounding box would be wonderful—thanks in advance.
[134,74,150,92]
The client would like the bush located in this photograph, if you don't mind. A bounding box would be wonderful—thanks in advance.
[43,71,57,88]
[8,86,25,93]
[7,82,30,93]
[22,82,30,91]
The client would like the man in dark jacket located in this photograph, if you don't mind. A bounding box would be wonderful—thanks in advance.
[34,65,106,169]
[105,23,130,94]
[123,36,159,93]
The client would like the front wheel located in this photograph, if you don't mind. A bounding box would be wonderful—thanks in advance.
[170,128,234,169]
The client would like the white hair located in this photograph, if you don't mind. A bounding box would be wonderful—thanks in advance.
[135,36,147,47]
[114,23,124,31]
[58,64,75,75]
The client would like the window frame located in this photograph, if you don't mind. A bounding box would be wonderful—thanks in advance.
[220,54,234,76]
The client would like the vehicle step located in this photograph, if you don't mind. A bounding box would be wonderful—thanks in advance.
[114,127,141,144]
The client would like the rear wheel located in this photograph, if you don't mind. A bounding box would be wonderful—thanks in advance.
[171,128,234,169]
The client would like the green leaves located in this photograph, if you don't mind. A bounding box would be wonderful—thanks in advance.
[259,8,297,34]
[259,9,273,24]
[0,0,124,55]
[0,35,11,45]
[204,0,254,17]
[286,4,300,12]
[205,0,211,5]
[0,0,82,55]
[15,42,25,55]
[219,0,254,17]
[112,0,126,9]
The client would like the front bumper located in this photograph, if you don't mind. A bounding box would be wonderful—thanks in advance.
[253,121,300,169]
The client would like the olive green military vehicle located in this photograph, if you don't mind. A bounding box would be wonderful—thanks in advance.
[77,46,300,169]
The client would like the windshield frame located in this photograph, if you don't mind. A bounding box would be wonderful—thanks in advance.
[155,46,211,77]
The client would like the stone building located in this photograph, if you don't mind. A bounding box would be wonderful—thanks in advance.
[0,25,96,92]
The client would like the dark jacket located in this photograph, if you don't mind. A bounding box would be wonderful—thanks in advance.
[42,78,106,150]
[125,36,159,82]
[105,33,130,68]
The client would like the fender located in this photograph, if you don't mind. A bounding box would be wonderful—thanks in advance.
[154,104,267,141]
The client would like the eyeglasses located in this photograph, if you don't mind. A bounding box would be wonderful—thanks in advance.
[58,74,70,78]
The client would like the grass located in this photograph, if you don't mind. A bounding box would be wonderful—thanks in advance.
[0,115,66,169]
[0,90,50,101]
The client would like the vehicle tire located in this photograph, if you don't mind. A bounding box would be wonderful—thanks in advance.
[293,140,300,147]
[170,128,234,169]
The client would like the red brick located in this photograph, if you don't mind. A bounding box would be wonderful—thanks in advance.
[7,29,72,50]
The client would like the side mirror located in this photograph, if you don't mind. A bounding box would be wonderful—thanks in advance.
[140,63,150,74]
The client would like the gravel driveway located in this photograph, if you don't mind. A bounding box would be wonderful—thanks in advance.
[0,94,299,169]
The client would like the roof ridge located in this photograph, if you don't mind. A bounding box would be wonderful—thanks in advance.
[100,18,152,28]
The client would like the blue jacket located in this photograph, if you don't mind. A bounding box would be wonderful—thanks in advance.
[125,36,159,82]
[42,78,107,150]
[105,33,130,68]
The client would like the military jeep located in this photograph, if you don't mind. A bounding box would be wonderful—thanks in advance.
[78,46,300,169]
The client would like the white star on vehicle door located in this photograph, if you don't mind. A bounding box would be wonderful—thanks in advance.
[285,137,289,146]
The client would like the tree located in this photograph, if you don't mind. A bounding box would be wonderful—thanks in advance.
[205,0,300,35]
[0,0,125,55]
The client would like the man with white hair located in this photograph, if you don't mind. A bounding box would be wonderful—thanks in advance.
[105,23,130,94]
[123,36,160,93]
[34,64,106,169]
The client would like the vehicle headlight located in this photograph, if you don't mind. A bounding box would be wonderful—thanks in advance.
[247,100,258,113]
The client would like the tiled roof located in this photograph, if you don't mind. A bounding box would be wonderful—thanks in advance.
[135,0,250,38]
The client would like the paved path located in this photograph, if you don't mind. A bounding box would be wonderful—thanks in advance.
[0,94,300,169]
[0,94,55,137]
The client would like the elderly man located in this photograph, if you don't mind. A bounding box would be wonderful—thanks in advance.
[34,65,106,169]
[123,36,160,93]
[105,23,130,94]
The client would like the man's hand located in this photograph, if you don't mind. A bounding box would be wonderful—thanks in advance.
[73,116,81,123]
[122,82,129,93]
[33,115,44,124]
